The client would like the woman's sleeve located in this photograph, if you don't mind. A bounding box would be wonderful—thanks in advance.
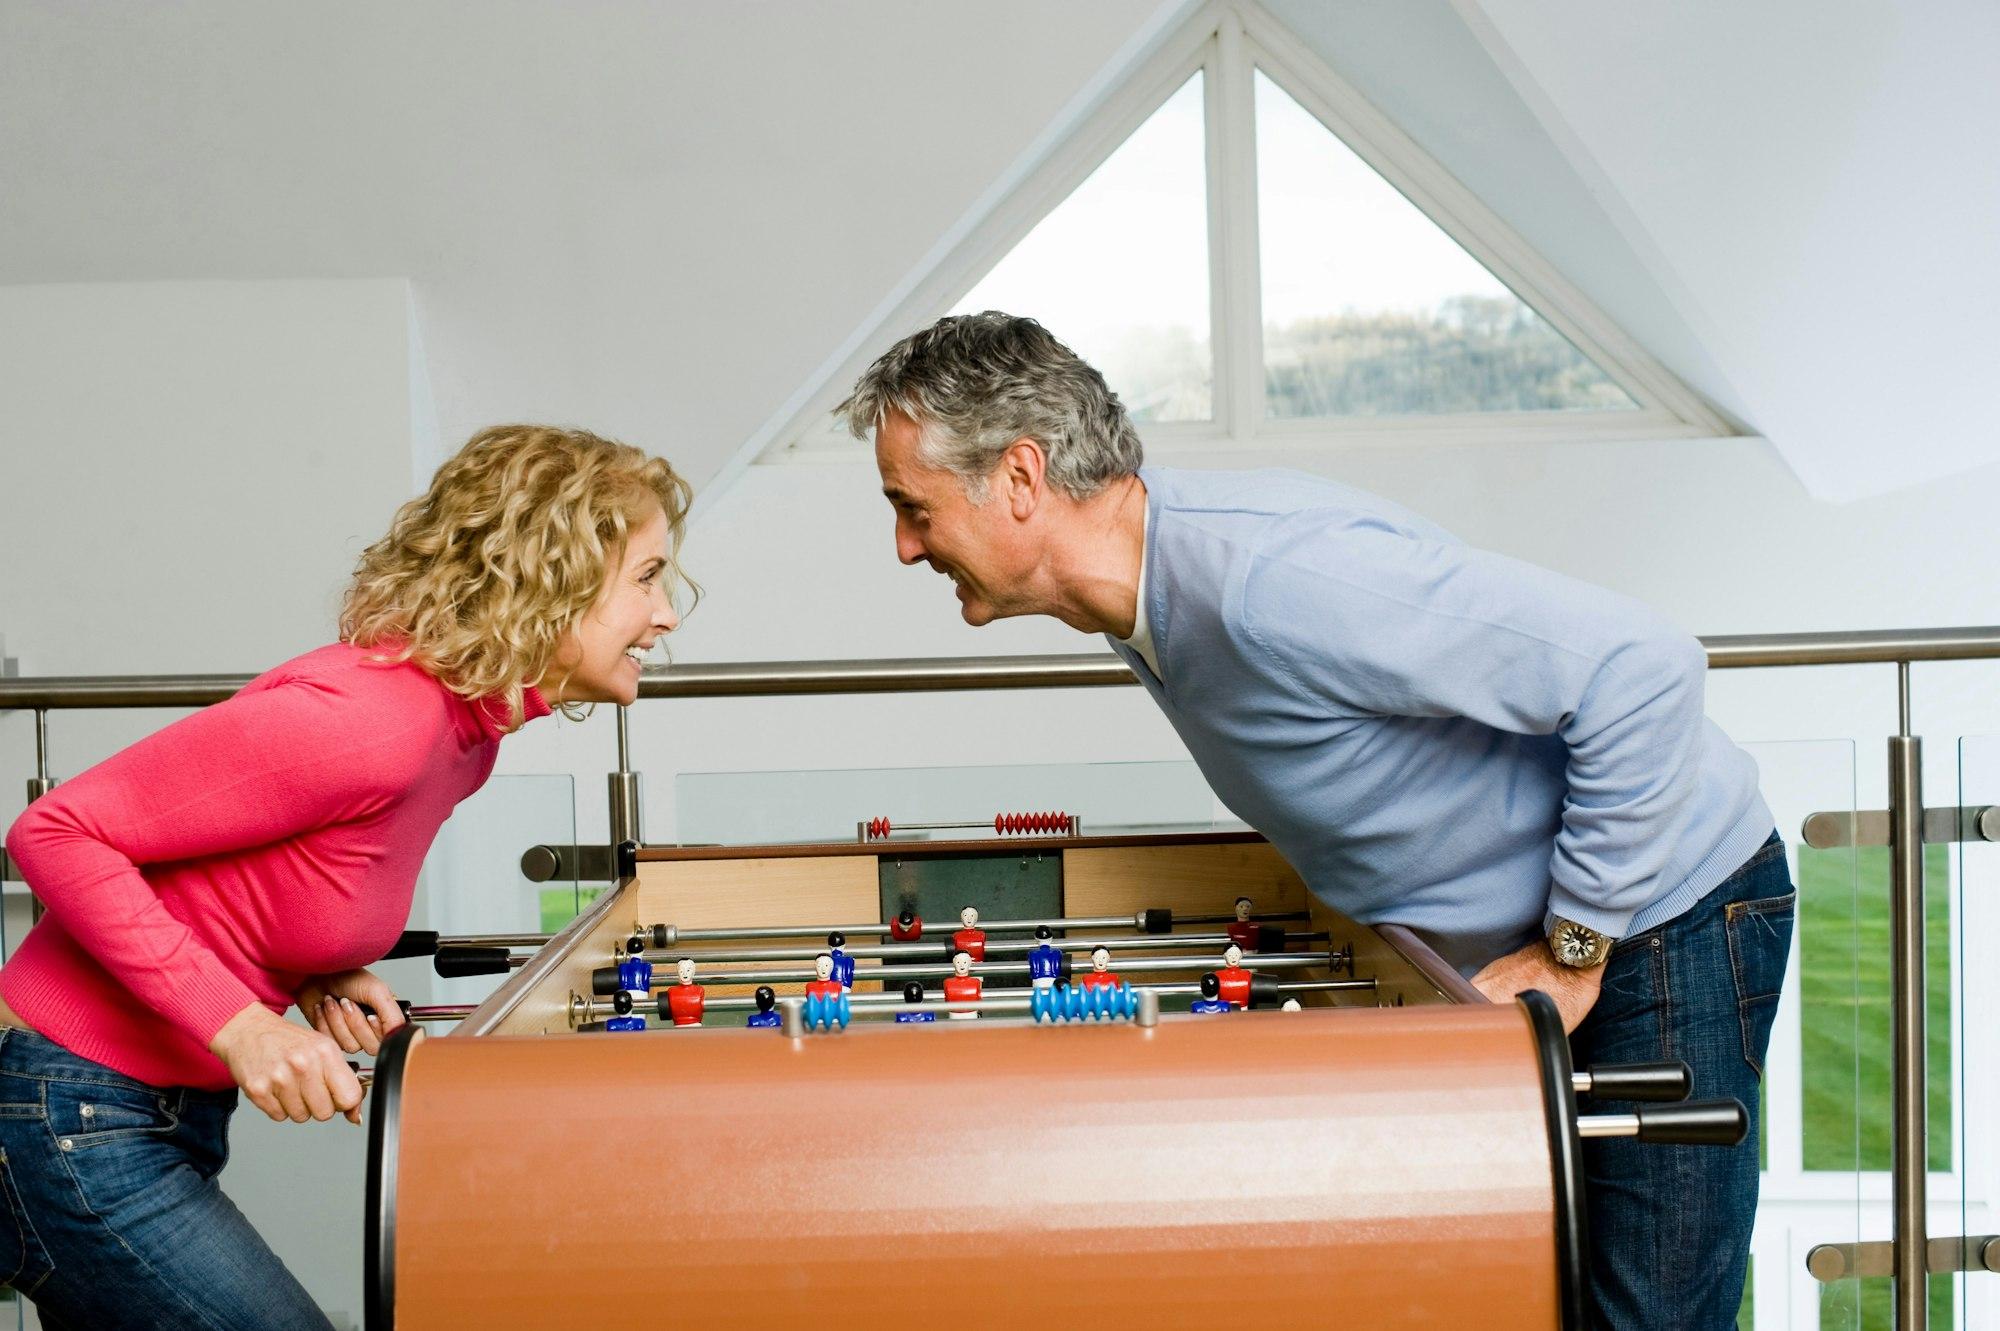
[3,674,419,1048]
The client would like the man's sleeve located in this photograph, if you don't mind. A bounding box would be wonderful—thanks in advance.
[4,675,423,1047]
[1238,520,1711,939]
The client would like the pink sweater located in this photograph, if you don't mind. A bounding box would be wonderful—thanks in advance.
[2,643,550,1090]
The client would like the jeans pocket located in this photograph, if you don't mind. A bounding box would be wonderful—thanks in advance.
[1726,891,1796,1077]
[44,1079,178,1149]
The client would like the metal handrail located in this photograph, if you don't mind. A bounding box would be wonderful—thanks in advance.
[3,626,1998,709]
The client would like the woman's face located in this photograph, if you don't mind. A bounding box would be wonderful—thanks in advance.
[542,503,679,705]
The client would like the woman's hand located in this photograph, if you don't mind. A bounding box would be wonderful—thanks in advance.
[296,967,406,1057]
[209,1002,366,1125]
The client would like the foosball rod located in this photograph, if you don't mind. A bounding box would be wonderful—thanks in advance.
[405,1003,479,1022]
[644,909,1306,947]
[389,912,1311,959]
[601,951,1349,991]
[634,931,1334,965]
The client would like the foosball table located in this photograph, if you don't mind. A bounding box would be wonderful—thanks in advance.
[366,816,1746,1330]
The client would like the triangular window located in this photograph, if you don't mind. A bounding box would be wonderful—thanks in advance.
[951,72,1212,424]
[1254,71,1635,417]
[764,4,1723,463]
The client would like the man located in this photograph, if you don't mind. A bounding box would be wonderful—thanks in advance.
[839,311,1794,1329]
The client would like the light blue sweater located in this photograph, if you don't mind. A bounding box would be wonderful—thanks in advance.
[1106,467,1774,973]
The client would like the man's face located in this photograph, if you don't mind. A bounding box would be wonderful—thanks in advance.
[875,409,1033,626]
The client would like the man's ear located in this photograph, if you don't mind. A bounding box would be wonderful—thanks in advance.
[998,438,1046,519]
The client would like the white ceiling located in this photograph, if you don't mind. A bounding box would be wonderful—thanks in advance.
[1454,0,2000,501]
[5,0,1991,507]
[0,0,1170,494]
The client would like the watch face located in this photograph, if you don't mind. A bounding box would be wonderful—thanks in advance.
[1551,920,1609,966]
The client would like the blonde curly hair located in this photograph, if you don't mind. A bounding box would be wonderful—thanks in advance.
[340,424,695,724]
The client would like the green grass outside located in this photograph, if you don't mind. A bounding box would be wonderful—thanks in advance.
[539,884,610,935]
[1797,844,1953,1174]
[1796,842,1956,1329]
[1820,1275,1955,1329]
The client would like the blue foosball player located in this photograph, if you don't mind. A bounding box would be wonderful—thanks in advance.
[827,932,856,988]
[617,937,654,1011]
[894,979,936,1023]
[1027,925,1063,992]
[1189,972,1232,1015]
[605,1015,647,1032]
[746,985,783,1028]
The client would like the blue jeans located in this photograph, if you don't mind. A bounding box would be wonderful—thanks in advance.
[1571,830,1795,1330]
[0,1028,333,1331]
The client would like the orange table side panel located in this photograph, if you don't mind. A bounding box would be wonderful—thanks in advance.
[391,1005,1558,1330]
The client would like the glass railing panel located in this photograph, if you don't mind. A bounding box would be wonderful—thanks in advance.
[677,759,1223,846]
[392,773,578,1009]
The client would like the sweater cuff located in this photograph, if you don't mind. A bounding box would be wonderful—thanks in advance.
[1541,885,1639,944]
[150,962,268,1051]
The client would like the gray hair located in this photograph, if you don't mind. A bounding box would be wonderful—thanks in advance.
[835,312,1143,501]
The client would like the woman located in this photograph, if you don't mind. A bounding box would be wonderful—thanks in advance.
[0,424,692,1330]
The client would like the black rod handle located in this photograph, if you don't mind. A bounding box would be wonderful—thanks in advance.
[1635,1099,1748,1146]
[433,946,514,978]
[1580,1059,1692,1102]
[382,930,440,959]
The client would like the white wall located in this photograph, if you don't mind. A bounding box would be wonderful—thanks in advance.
[0,278,425,1331]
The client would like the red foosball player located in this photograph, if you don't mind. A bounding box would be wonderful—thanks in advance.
[665,957,706,1027]
[805,953,844,1003]
[1226,897,1260,954]
[1216,943,1254,1009]
[1078,945,1121,990]
[943,950,982,1019]
[951,906,986,963]
[889,908,923,942]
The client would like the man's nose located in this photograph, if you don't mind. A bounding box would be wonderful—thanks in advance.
[895,522,926,566]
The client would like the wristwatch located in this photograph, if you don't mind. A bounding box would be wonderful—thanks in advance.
[1547,916,1615,968]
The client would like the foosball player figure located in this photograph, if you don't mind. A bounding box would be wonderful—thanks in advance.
[1027,925,1063,991]
[617,937,654,1010]
[664,957,706,1027]
[894,979,936,1023]
[951,906,986,962]
[1189,972,1232,1015]
[1226,897,1260,954]
[1078,945,1121,990]
[889,908,922,942]
[746,985,782,1028]
[943,950,982,1019]
[805,953,844,1003]
[1216,944,1254,1009]
[827,932,856,988]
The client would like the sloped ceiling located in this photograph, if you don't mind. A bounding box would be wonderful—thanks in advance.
[1452,0,2000,501]
[0,0,1173,495]
[7,2,1988,509]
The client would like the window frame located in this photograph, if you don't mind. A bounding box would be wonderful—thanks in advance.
[773,0,1729,462]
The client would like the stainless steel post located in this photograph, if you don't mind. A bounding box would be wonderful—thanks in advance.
[1889,658,1927,1329]
[606,706,641,852]
[26,709,55,922]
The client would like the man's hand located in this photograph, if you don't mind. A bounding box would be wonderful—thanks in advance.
[295,967,406,1057]
[210,1002,366,1125]
[1470,938,1605,1033]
